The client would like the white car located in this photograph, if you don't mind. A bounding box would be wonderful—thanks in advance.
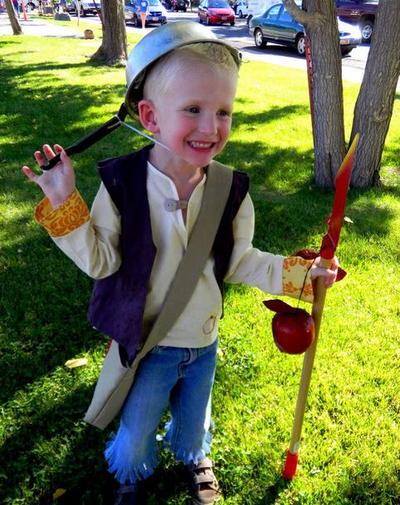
[235,0,247,17]
[67,0,101,16]
[24,0,39,10]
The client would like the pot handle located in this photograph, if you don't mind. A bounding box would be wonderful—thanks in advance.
[40,103,128,171]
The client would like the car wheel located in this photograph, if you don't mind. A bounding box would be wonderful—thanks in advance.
[254,28,266,48]
[341,47,352,56]
[296,34,306,56]
[230,20,235,26]
[360,20,373,43]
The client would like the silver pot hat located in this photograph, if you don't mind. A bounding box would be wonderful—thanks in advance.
[125,21,241,117]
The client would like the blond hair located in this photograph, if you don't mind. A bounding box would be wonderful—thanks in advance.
[143,42,239,101]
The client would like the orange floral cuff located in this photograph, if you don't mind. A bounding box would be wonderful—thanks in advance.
[35,189,90,237]
[283,256,314,303]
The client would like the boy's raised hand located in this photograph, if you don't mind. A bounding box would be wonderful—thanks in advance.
[22,144,75,210]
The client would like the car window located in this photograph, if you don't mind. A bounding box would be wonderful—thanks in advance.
[265,4,281,19]
[279,7,293,23]
[209,0,229,7]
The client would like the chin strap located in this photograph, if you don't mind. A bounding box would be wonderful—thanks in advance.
[119,119,170,152]
[40,103,129,171]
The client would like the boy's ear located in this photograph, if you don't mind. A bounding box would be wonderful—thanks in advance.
[137,99,160,134]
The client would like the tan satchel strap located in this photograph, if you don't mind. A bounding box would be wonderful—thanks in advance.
[137,161,233,359]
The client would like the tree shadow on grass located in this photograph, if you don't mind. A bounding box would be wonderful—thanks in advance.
[0,58,126,170]
[255,477,291,505]
[340,463,400,505]
[0,381,111,505]
[221,138,399,248]
[233,103,310,124]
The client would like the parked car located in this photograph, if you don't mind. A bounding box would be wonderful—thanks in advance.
[171,0,187,11]
[198,0,235,25]
[246,0,276,25]
[66,0,101,15]
[336,0,378,43]
[124,0,167,26]
[24,0,39,10]
[249,2,362,56]
[234,0,247,17]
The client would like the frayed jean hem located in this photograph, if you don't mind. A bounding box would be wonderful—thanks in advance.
[163,423,213,465]
[104,434,159,485]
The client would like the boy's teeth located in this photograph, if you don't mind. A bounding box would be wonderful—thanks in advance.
[190,141,212,148]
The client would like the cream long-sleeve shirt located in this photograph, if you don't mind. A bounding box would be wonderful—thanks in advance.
[35,162,314,348]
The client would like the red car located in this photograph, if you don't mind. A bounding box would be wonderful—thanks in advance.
[198,0,235,26]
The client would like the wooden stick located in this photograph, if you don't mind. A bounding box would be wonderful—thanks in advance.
[282,257,331,479]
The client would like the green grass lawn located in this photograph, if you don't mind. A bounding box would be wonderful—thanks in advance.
[1,31,399,505]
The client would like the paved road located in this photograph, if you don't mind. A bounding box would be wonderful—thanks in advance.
[86,9,376,88]
[163,12,375,88]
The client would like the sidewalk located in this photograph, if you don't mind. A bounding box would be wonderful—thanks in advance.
[0,11,81,37]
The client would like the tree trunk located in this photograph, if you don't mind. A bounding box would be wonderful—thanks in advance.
[349,0,400,187]
[284,0,346,188]
[5,0,23,35]
[90,0,127,66]
[307,1,346,188]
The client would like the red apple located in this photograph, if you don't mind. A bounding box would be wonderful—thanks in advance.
[263,300,315,354]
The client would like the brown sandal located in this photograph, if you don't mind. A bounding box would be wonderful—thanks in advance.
[186,457,221,505]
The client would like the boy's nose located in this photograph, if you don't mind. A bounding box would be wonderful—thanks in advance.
[198,113,217,135]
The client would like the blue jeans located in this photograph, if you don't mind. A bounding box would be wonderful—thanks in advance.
[105,340,218,484]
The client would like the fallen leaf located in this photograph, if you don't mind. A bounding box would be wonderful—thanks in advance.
[65,358,88,368]
[53,488,66,500]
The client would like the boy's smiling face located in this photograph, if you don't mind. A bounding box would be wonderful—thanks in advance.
[138,57,238,171]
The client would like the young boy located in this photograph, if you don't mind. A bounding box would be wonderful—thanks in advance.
[23,22,338,505]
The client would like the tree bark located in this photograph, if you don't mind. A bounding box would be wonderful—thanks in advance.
[90,0,127,66]
[284,0,346,188]
[349,0,400,187]
[5,0,23,35]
